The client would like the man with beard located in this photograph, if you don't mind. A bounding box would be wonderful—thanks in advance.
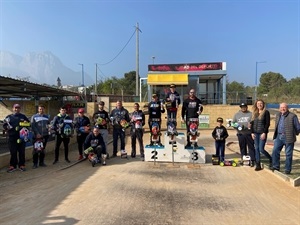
[181,89,203,148]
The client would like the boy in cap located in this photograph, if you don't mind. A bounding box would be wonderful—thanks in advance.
[232,102,255,166]
[3,104,29,172]
[165,84,181,126]
[148,94,165,146]
[73,108,91,160]
[212,117,229,162]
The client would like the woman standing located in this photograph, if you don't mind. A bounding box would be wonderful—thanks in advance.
[251,99,272,171]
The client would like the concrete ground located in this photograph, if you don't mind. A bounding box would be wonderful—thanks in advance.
[0,130,299,225]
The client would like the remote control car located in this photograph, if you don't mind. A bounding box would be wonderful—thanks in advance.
[220,159,239,167]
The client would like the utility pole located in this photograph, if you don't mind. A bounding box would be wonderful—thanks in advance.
[95,63,98,101]
[135,22,142,97]
[78,63,85,101]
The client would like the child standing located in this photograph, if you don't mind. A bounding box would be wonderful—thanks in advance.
[212,117,229,162]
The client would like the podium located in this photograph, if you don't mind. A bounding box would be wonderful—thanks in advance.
[144,132,205,163]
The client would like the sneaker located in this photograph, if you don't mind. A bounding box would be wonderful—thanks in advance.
[194,143,199,148]
[32,164,38,169]
[65,159,71,163]
[39,162,47,167]
[255,166,262,171]
[271,167,279,172]
[158,143,164,147]
[7,166,16,173]
[131,154,136,158]
[102,161,106,165]
[53,160,58,165]
[185,144,191,148]
[78,155,83,160]
[19,166,26,172]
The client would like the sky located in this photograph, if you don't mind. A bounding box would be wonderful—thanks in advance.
[0,0,299,87]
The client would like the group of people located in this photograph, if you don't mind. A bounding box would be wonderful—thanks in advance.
[3,86,300,175]
[214,100,300,174]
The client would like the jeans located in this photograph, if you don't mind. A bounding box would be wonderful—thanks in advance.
[253,133,272,162]
[99,129,108,150]
[167,110,177,127]
[272,134,294,172]
[215,141,225,162]
[113,128,125,155]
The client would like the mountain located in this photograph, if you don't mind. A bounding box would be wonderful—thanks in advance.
[0,51,92,86]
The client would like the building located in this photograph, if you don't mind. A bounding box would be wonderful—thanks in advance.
[146,62,227,104]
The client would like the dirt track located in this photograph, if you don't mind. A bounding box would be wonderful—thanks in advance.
[0,130,299,225]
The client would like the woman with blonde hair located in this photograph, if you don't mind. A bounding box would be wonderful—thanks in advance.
[250,99,272,170]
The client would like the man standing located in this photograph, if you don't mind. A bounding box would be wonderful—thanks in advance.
[31,104,50,168]
[93,101,109,151]
[74,108,90,160]
[52,106,73,164]
[3,104,29,172]
[165,84,181,125]
[181,89,203,148]
[110,100,130,157]
[272,103,300,174]
[232,103,255,166]
[130,103,145,159]
[148,94,165,146]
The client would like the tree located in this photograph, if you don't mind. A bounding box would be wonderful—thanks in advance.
[120,71,137,95]
[226,81,245,103]
[259,72,287,94]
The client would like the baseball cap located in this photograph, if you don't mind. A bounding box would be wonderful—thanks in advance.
[98,101,105,106]
[240,102,247,107]
[13,104,21,108]
[217,117,223,123]
[170,84,176,88]
[152,94,157,98]
[78,108,85,113]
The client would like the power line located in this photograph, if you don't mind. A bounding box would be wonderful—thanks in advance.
[96,65,109,81]
[98,29,136,66]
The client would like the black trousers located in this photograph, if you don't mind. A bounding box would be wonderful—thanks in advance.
[77,133,88,155]
[237,133,255,160]
[32,136,49,165]
[54,135,70,161]
[131,128,144,157]
[8,138,26,168]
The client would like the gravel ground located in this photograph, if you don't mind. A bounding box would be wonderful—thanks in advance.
[0,130,299,225]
